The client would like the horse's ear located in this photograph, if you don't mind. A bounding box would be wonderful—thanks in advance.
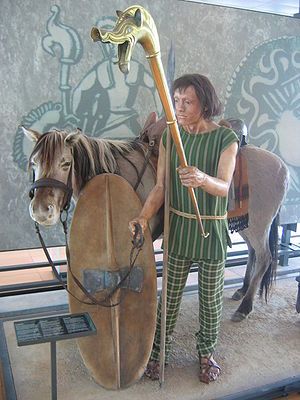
[157,116,167,128]
[218,119,232,128]
[65,128,82,147]
[141,112,158,132]
[21,126,41,142]
[139,114,166,151]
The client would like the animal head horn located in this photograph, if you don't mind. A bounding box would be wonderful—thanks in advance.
[133,8,142,27]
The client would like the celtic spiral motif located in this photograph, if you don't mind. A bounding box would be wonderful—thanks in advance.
[225,36,300,199]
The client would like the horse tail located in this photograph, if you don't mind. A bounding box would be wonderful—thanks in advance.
[259,214,279,301]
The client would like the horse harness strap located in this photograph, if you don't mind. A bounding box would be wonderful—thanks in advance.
[34,212,144,308]
[64,228,143,307]
[134,140,155,191]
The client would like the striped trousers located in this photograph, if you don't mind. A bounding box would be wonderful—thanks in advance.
[150,252,225,362]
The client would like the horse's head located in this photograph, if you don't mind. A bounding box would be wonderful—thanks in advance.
[22,127,81,226]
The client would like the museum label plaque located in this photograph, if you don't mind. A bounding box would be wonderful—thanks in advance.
[14,312,97,346]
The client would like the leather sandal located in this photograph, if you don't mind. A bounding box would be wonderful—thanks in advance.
[144,360,160,380]
[199,356,221,384]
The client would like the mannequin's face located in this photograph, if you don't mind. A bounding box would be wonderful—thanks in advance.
[174,85,203,127]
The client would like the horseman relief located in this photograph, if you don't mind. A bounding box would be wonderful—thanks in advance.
[13,5,163,172]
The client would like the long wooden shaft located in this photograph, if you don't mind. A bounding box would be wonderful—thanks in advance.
[147,55,208,238]
[159,126,171,387]
[111,293,121,388]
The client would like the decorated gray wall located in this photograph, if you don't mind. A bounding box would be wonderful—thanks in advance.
[1,0,300,250]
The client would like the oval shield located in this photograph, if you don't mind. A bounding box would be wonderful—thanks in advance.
[68,174,157,389]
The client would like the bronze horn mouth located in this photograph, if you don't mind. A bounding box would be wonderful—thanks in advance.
[118,41,130,74]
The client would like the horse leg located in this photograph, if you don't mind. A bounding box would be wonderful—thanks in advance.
[232,236,255,301]
[231,235,271,322]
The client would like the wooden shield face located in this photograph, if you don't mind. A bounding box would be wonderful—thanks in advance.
[68,174,157,389]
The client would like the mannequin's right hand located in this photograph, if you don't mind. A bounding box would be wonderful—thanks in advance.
[128,217,148,238]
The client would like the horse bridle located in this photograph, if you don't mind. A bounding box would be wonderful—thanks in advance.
[29,164,144,308]
[29,166,73,213]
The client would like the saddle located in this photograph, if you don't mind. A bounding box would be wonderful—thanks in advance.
[218,118,249,233]
[219,118,248,148]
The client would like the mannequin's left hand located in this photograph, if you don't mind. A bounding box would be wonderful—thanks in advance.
[177,166,207,188]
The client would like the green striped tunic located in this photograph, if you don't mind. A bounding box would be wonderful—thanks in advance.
[162,126,238,261]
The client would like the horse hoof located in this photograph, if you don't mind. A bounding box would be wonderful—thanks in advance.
[231,311,247,322]
[231,290,244,301]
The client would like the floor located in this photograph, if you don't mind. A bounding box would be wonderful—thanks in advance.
[1,278,300,400]
[0,239,300,400]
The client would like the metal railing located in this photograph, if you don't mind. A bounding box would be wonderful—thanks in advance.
[1,235,299,297]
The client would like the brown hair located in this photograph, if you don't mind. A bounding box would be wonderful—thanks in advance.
[28,130,141,191]
[172,74,222,119]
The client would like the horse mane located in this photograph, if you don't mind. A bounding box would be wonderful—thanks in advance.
[29,129,145,191]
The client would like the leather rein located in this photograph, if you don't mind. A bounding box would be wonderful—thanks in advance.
[30,153,149,308]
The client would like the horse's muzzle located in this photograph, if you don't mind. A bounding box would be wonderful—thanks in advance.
[29,198,60,226]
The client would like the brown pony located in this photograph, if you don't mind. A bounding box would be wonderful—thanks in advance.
[23,114,289,322]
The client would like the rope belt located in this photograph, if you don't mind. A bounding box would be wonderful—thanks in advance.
[170,206,227,220]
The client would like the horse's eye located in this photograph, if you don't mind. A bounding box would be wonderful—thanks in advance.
[61,161,71,169]
[29,169,35,182]
[29,160,36,168]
